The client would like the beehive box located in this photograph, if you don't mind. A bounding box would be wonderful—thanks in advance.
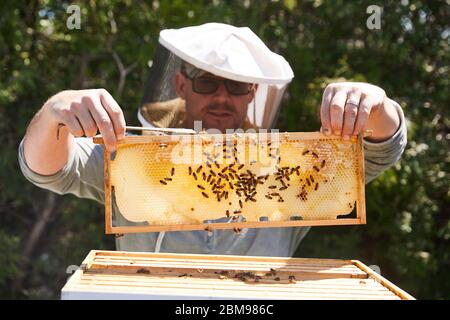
[61,250,414,300]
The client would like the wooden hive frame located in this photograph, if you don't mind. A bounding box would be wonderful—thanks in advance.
[61,250,414,300]
[93,132,367,234]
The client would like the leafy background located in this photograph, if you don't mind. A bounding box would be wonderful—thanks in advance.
[0,0,448,299]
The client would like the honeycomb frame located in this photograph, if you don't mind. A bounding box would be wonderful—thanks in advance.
[93,132,366,234]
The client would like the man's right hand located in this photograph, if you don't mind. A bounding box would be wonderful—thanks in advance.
[45,89,126,152]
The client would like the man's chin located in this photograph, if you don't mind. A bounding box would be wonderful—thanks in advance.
[203,115,235,133]
[204,124,229,134]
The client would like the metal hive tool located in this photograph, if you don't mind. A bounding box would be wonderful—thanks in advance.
[93,131,366,234]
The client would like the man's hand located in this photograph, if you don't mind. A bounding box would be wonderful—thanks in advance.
[23,88,126,175]
[320,82,400,142]
[46,89,126,152]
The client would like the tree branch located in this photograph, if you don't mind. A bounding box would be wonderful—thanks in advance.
[12,192,58,296]
[109,49,138,98]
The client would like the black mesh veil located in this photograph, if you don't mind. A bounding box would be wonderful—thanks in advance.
[140,44,181,104]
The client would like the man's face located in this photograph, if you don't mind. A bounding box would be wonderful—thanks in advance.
[175,71,257,133]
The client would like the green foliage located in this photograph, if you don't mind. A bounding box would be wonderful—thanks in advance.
[0,0,448,299]
[0,231,21,289]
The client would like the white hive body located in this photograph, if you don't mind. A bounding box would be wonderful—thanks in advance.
[61,250,415,300]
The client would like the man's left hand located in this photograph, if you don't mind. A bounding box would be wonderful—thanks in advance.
[320,82,400,141]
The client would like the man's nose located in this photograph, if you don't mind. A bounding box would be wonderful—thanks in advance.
[212,81,231,100]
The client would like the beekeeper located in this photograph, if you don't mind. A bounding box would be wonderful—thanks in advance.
[19,23,407,256]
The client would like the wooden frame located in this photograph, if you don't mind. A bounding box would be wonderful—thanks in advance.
[61,250,414,300]
[93,132,367,234]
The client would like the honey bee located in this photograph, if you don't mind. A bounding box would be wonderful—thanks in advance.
[289,275,296,283]
[136,268,150,274]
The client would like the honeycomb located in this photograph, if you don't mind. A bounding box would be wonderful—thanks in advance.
[109,132,363,226]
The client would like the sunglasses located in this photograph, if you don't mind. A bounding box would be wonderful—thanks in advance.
[181,71,255,96]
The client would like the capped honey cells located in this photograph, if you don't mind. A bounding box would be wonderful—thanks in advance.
[109,133,360,226]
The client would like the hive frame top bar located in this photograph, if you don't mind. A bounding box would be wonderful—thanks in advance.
[93,131,367,234]
[93,130,372,145]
